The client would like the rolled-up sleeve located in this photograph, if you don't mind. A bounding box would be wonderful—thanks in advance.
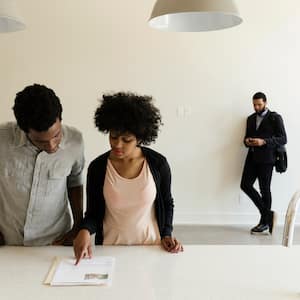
[67,134,85,188]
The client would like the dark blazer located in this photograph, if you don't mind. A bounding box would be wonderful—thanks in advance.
[80,147,174,245]
[244,110,287,164]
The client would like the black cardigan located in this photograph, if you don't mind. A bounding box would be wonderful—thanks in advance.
[80,147,174,245]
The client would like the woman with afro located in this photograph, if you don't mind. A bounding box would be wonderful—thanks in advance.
[74,92,183,263]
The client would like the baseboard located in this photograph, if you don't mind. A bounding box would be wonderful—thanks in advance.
[174,212,300,225]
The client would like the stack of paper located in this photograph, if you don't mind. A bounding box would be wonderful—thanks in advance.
[44,256,115,286]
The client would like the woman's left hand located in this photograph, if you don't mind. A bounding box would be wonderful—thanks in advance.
[161,236,184,253]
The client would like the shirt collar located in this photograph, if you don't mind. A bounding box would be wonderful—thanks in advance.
[13,124,66,151]
[13,126,28,148]
[260,108,269,117]
[59,126,66,150]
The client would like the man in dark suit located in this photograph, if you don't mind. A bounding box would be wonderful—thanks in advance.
[240,92,287,234]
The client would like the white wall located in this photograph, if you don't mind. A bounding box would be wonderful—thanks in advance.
[0,0,299,224]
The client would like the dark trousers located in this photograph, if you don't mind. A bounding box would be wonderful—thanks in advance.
[240,154,274,224]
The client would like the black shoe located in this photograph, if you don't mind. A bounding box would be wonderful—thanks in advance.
[250,216,264,232]
[250,224,270,234]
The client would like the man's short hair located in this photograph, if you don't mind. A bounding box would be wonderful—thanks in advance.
[13,84,62,132]
[253,92,267,102]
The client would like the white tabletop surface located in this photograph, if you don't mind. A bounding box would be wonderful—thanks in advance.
[1,245,300,300]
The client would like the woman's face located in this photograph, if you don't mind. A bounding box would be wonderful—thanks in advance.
[109,131,139,159]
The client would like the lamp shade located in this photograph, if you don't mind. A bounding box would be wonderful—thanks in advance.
[0,0,26,32]
[149,0,242,32]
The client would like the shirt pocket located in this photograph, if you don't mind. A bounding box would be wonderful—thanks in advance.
[46,164,70,196]
[0,161,31,191]
[0,162,19,177]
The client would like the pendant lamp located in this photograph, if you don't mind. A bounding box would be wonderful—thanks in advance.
[149,0,242,32]
[0,0,26,33]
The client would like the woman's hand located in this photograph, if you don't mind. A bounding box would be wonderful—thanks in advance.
[73,229,92,265]
[161,236,183,253]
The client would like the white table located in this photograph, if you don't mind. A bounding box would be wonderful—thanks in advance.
[1,245,300,300]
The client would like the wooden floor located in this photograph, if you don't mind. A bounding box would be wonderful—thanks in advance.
[173,225,300,245]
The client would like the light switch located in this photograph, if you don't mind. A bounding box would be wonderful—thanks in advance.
[183,106,191,116]
[176,106,184,117]
[177,105,191,117]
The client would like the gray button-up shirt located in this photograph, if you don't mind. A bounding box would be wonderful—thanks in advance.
[0,122,84,246]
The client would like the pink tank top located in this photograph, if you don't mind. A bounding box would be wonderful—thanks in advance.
[102,159,161,245]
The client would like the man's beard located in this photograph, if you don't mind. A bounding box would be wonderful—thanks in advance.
[256,106,266,116]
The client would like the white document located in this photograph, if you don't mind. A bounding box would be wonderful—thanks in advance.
[45,256,115,286]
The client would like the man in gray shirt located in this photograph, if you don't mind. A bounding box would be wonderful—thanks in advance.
[0,84,85,246]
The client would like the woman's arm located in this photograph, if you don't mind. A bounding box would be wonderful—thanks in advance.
[73,160,106,263]
[159,158,183,253]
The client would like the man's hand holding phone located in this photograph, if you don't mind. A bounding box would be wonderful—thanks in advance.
[246,137,266,147]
